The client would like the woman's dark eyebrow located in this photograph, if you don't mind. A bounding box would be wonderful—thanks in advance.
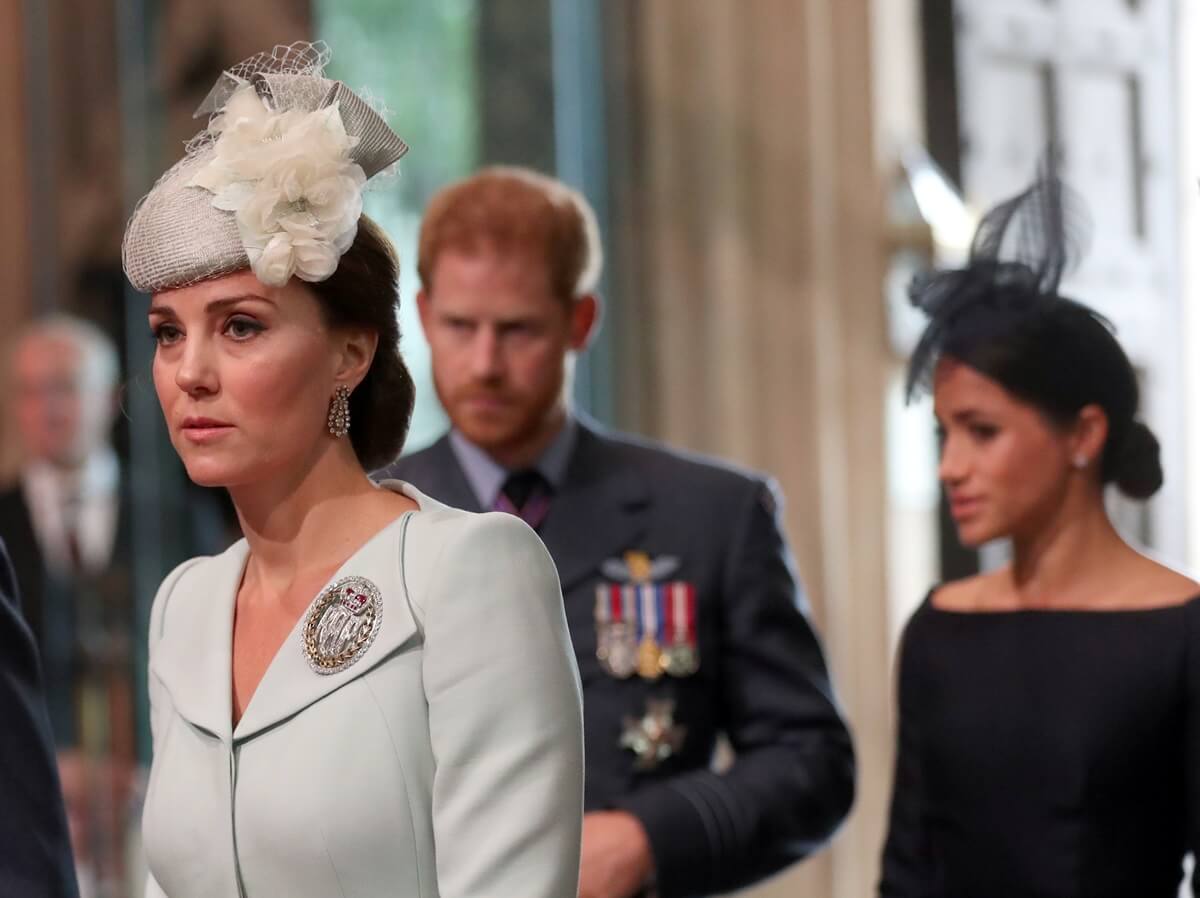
[148,294,273,318]
[950,408,991,423]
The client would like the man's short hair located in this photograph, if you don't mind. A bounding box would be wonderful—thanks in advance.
[16,315,120,390]
[417,166,603,303]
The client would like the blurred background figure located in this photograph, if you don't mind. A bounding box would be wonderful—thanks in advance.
[0,316,225,898]
[2,316,132,898]
[5,317,123,728]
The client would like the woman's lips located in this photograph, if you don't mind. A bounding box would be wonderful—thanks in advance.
[949,496,983,521]
[180,417,234,444]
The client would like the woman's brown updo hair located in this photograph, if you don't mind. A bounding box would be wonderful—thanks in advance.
[307,215,415,471]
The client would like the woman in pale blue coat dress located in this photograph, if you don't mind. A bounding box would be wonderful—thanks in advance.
[121,43,584,898]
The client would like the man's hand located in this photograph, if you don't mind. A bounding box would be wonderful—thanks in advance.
[578,810,655,898]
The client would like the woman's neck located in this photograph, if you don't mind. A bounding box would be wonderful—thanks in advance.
[1006,493,1130,606]
[228,443,396,598]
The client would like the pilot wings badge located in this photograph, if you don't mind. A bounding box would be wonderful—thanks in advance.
[595,551,699,680]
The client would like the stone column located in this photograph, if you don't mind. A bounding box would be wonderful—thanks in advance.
[0,0,31,478]
[1,2,31,323]
[604,2,892,895]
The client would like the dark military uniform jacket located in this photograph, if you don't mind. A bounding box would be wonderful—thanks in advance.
[379,420,855,897]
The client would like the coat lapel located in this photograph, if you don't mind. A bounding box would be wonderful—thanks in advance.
[152,484,438,745]
[150,540,245,741]
[539,424,650,591]
[232,505,421,742]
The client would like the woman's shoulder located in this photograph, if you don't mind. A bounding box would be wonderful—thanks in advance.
[154,544,239,597]
[1128,557,1200,608]
[925,572,998,612]
[407,502,544,555]
[1068,555,1200,612]
[149,541,248,643]
[385,479,543,548]
[403,506,556,610]
[928,560,1200,613]
[893,584,958,663]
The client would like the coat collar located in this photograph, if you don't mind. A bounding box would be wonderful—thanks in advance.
[150,482,441,743]
[393,420,652,590]
[403,437,483,513]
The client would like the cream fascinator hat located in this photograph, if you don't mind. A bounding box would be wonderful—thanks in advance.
[122,42,408,293]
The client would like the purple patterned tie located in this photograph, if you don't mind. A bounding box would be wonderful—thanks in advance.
[494,469,552,531]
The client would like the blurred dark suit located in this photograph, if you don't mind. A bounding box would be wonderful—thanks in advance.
[0,477,226,745]
[0,481,131,746]
[0,537,79,898]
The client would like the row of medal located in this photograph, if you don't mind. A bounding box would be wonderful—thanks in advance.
[595,581,700,679]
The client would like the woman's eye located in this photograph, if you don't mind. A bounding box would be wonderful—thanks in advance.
[152,324,182,346]
[969,423,998,441]
[225,316,264,340]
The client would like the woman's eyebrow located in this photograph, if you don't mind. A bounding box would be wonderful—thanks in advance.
[148,294,274,318]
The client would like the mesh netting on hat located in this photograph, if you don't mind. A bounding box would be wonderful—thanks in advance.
[904,155,1093,401]
[122,41,408,293]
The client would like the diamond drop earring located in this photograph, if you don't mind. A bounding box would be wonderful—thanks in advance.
[327,385,351,438]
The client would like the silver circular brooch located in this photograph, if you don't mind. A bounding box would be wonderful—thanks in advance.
[302,575,383,675]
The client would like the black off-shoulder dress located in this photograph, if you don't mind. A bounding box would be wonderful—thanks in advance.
[880,593,1200,898]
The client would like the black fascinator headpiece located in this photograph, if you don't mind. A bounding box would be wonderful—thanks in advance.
[904,156,1163,499]
[904,156,1092,401]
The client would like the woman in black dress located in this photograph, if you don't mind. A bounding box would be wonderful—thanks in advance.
[879,166,1200,898]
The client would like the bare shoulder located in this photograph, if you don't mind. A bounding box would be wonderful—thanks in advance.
[929,554,1198,613]
[1128,554,1200,608]
[930,570,1008,611]
[1078,551,1198,610]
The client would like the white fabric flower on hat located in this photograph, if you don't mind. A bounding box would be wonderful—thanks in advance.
[187,83,366,286]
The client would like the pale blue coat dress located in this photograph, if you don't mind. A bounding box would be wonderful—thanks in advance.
[141,482,584,897]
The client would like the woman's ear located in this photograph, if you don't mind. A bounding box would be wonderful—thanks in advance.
[334,327,380,390]
[1071,404,1109,471]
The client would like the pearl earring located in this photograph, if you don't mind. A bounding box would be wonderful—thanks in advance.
[1072,454,1087,470]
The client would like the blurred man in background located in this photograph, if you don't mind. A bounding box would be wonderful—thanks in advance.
[379,167,855,898]
[5,317,122,666]
[1,315,128,897]
[0,315,225,898]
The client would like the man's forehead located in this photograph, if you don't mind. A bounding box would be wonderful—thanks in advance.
[12,337,109,394]
[433,244,553,289]
[15,335,83,369]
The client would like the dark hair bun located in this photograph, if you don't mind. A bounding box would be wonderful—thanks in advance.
[308,216,415,472]
[1111,421,1162,499]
